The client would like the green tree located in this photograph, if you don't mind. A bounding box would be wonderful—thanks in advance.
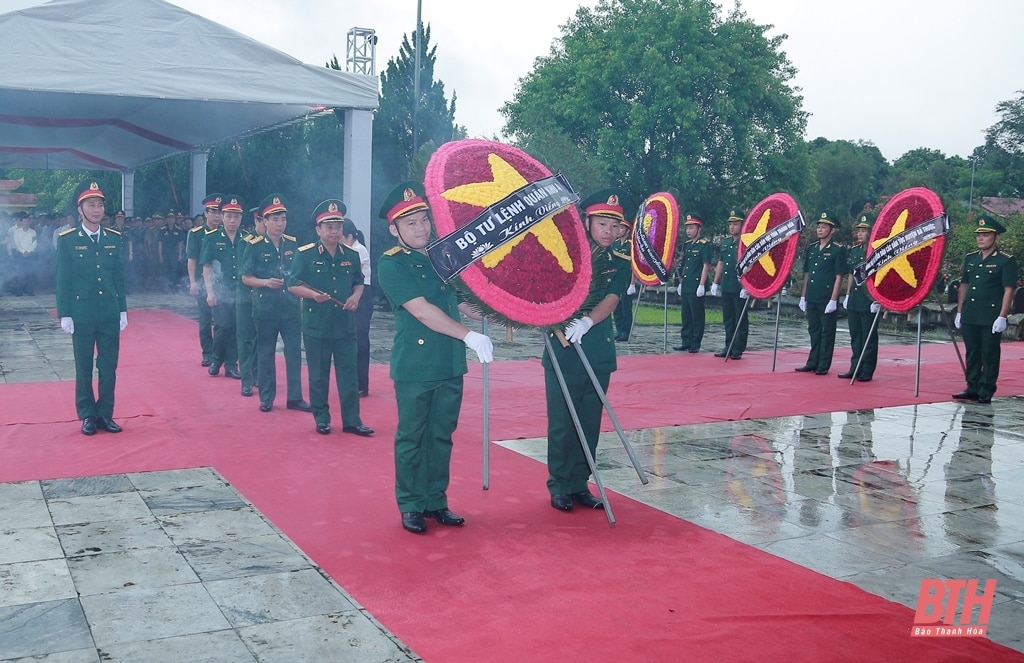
[501,0,809,234]
[981,92,1024,197]
[803,138,888,222]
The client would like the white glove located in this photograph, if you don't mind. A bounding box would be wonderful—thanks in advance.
[993,316,1008,334]
[870,302,880,314]
[739,289,749,300]
[119,312,128,331]
[564,316,594,344]
[710,283,721,297]
[954,312,961,329]
[798,297,807,312]
[463,330,494,363]
[676,283,683,296]
[626,284,636,296]
[824,300,838,314]
[696,285,705,298]
[60,317,74,334]
[842,295,850,309]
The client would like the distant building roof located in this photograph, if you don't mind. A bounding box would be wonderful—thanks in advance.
[980,197,1024,217]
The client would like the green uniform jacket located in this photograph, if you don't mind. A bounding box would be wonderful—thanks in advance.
[846,243,875,312]
[288,241,364,339]
[718,236,741,294]
[960,249,1018,325]
[803,239,848,302]
[199,228,249,298]
[55,226,127,322]
[185,224,216,262]
[543,244,632,376]
[377,246,467,382]
[242,234,301,320]
[677,238,713,286]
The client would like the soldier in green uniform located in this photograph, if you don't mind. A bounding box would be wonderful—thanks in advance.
[235,208,265,397]
[954,216,1018,404]
[56,181,128,435]
[243,195,309,412]
[611,216,636,342]
[287,199,373,436]
[839,215,880,382]
[186,194,222,366]
[673,215,713,353]
[796,212,848,375]
[200,194,248,378]
[376,182,494,534]
[545,189,632,513]
[711,210,749,359]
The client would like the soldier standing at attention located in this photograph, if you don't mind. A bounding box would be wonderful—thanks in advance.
[839,215,880,382]
[711,211,749,359]
[287,199,372,436]
[673,215,712,353]
[186,194,222,367]
[544,188,632,513]
[56,181,128,435]
[236,208,266,398]
[376,182,494,534]
[954,216,1018,404]
[200,194,247,379]
[243,195,309,413]
[795,213,848,375]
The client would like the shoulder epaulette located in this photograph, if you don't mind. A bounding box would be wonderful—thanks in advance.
[58,227,76,237]
[1002,252,1014,259]
[283,234,296,242]
[298,242,316,252]
[612,250,630,261]
[966,250,981,256]
[697,238,708,243]
[189,225,203,233]
[247,234,263,244]
[105,228,122,236]
[204,228,219,235]
[383,246,403,256]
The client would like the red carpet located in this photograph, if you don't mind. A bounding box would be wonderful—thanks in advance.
[2,310,1022,662]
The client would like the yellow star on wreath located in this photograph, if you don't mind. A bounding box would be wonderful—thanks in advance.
[870,208,934,288]
[740,208,778,276]
[440,154,574,273]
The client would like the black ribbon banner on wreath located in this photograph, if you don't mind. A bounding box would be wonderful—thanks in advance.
[853,215,949,286]
[736,212,805,276]
[632,203,669,283]
[425,173,578,282]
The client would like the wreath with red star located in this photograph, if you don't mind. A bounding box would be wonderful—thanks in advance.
[865,187,945,313]
[423,139,593,328]
[631,192,680,286]
[738,193,802,299]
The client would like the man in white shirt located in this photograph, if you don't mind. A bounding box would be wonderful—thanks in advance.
[9,212,38,295]
[342,218,373,397]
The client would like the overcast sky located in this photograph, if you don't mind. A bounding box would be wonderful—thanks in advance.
[5,0,1023,162]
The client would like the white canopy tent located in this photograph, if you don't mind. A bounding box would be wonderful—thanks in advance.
[0,0,378,225]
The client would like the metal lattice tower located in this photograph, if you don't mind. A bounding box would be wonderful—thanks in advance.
[346,27,377,76]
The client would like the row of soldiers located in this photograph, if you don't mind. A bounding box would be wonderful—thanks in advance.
[185,192,373,436]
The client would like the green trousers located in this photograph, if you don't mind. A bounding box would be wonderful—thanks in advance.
[846,309,878,378]
[721,291,748,355]
[304,333,361,427]
[236,298,258,388]
[211,300,237,367]
[255,315,302,405]
[679,292,706,350]
[805,301,838,371]
[962,323,1002,398]
[72,318,120,420]
[544,368,610,495]
[393,377,463,513]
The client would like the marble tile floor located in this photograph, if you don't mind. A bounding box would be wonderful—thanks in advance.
[0,467,420,662]
[498,399,1024,653]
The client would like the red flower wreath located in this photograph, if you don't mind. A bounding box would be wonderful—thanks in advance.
[738,192,802,299]
[865,187,945,314]
[631,191,680,286]
[424,139,592,327]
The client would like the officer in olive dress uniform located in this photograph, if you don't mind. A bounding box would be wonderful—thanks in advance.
[673,215,713,352]
[243,195,309,412]
[953,216,1018,404]
[711,210,749,359]
[236,209,265,397]
[545,188,632,513]
[186,194,223,366]
[200,194,249,378]
[611,216,636,342]
[56,181,128,435]
[376,181,494,534]
[796,213,848,375]
[287,199,373,436]
[839,215,881,382]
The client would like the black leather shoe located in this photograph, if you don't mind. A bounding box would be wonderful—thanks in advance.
[714,351,727,358]
[96,417,122,433]
[952,391,979,400]
[614,336,628,342]
[814,369,829,375]
[208,362,222,376]
[687,348,700,353]
[837,372,854,379]
[342,425,374,437]
[550,494,573,511]
[225,366,242,379]
[856,375,872,382]
[571,491,604,509]
[316,422,331,434]
[259,402,272,412]
[672,345,690,352]
[241,386,253,397]
[402,512,427,534]
[358,389,369,398]
[286,400,312,412]
[425,508,465,526]
[977,395,992,404]
[201,356,212,367]
[794,365,815,372]
[728,354,742,360]
[81,417,97,436]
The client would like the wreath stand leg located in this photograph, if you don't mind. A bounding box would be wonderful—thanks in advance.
[482,318,491,490]
[663,283,669,354]
[626,283,644,343]
[850,308,883,385]
[724,297,752,363]
[914,307,924,397]
[771,293,783,372]
[544,334,615,526]
[931,291,967,378]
